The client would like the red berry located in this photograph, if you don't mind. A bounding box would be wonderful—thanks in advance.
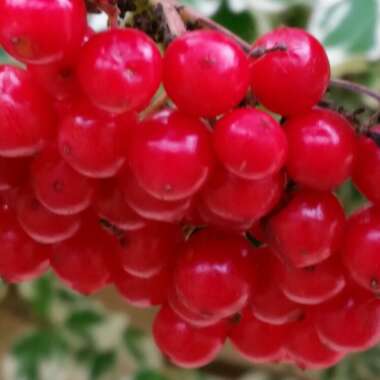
[128,109,214,201]
[168,287,222,328]
[118,222,183,278]
[51,220,111,294]
[113,266,171,308]
[276,256,346,305]
[230,308,288,363]
[58,101,134,178]
[0,0,87,64]
[352,126,380,204]
[0,210,50,282]
[163,30,250,117]
[77,28,162,113]
[0,65,55,157]
[32,145,95,215]
[213,108,287,179]
[17,189,80,244]
[250,27,330,116]
[0,156,30,191]
[173,230,251,319]
[250,248,303,325]
[342,205,380,293]
[285,108,356,190]
[153,305,227,368]
[201,166,284,223]
[94,178,146,231]
[267,190,345,268]
[315,285,380,352]
[286,314,344,370]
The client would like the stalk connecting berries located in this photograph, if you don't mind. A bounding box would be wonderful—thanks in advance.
[1,0,380,372]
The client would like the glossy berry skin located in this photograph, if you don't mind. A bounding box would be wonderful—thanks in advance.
[77,28,162,113]
[94,178,146,231]
[201,166,284,223]
[119,168,191,223]
[163,30,250,117]
[168,287,222,328]
[0,210,50,282]
[276,256,345,305]
[267,190,345,268]
[17,190,80,244]
[0,65,55,157]
[250,248,303,325]
[213,108,287,179]
[342,205,380,293]
[285,108,356,190]
[0,156,30,191]
[315,285,380,352]
[353,126,380,204]
[0,0,87,64]
[51,222,111,294]
[173,230,251,319]
[230,308,288,363]
[113,266,171,308]
[58,101,134,178]
[250,27,330,116]
[119,222,183,278]
[153,305,227,368]
[128,109,214,201]
[32,145,95,215]
[287,315,344,370]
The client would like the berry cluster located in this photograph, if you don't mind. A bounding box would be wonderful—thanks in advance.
[0,0,380,371]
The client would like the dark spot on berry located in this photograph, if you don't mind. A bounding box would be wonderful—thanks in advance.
[119,235,129,249]
[62,143,72,156]
[29,198,40,210]
[304,265,316,273]
[229,313,242,325]
[53,180,64,193]
[59,67,73,79]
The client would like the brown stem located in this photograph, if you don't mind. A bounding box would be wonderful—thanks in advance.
[329,78,380,103]
[140,90,170,118]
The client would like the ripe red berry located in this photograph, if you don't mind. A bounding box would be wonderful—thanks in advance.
[119,168,191,223]
[163,30,250,117]
[201,166,284,223]
[17,189,81,244]
[0,156,30,191]
[94,178,146,231]
[250,248,303,325]
[173,230,251,319]
[276,256,346,305]
[118,222,183,278]
[267,190,345,268]
[32,145,95,215]
[284,108,356,190]
[58,101,134,178]
[342,205,380,293]
[286,314,344,370]
[352,126,380,204]
[230,308,288,363]
[213,108,287,179]
[0,65,55,157]
[250,27,330,116]
[128,109,214,201]
[113,266,171,308]
[315,285,380,352]
[51,220,111,294]
[77,28,162,113]
[0,0,87,64]
[0,210,50,282]
[153,305,227,368]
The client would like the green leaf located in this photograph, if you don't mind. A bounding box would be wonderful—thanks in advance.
[12,330,68,380]
[212,0,257,41]
[134,369,169,380]
[29,276,54,319]
[90,351,117,380]
[124,327,146,364]
[309,0,380,66]
[65,309,104,338]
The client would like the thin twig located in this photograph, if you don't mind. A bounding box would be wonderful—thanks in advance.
[329,78,380,103]
[140,90,170,118]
